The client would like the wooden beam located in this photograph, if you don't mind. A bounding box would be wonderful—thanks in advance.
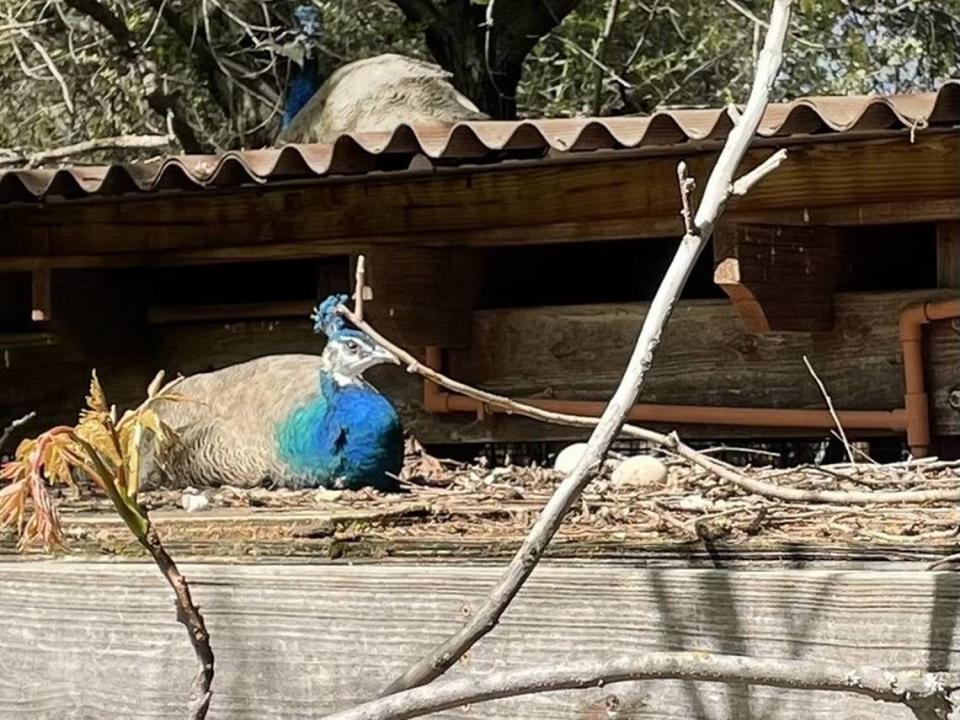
[147,301,315,325]
[30,268,51,322]
[445,289,960,441]
[937,221,960,288]
[2,561,960,719]
[713,224,841,333]
[363,247,483,348]
[1,135,957,263]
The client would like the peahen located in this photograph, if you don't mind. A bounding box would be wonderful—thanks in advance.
[275,5,487,144]
[143,295,404,491]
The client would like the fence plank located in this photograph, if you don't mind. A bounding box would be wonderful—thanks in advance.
[1,561,957,719]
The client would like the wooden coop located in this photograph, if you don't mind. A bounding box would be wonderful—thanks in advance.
[1,84,960,719]
[1,84,959,458]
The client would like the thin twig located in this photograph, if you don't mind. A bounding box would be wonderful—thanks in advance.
[551,34,633,88]
[591,0,622,114]
[803,355,855,464]
[722,0,822,48]
[730,149,787,195]
[17,28,75,114]
[324,653,958,720]
[928,553,960,571]
[0,412,36,453]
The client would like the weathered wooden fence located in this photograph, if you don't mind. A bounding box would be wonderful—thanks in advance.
[2,560,959,719]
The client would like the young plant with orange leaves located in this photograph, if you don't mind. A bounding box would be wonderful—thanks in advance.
[0,370,215,719]
[0,369,182,549]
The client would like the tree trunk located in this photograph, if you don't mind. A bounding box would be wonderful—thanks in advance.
[392,0,584,118]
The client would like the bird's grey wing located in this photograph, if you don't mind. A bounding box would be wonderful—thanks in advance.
[143,355,326,489]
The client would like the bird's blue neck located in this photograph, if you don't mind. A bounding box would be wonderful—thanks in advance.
[283,56,321,129]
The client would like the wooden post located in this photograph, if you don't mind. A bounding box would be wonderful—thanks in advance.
[362,247,483,348]
[30,268,51,322]
[713,224,842,333]
[937,221,960,288]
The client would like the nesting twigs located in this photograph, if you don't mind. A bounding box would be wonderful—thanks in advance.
[342,309,960,508]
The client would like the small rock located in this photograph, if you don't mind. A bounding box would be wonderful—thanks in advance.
[553,443,589,474]
[180,492,210,512]
[611,455,668,489]
[678,494,712,512]
[313,488,343,503]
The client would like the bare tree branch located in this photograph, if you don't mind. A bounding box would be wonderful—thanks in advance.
[0,135,173,167]
[378,0,794,696]
[61,0,132,49]
[591,0,622,113]
[145,0,279,111]
[730,148,787,195]
[17,28,74,113]
[60,0,209,153]
[325,653,959,720]
[0,412,35,453]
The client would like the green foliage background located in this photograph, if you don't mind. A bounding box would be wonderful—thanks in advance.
[0,0,956,156]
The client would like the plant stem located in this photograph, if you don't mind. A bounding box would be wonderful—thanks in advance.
[139,522,215,720]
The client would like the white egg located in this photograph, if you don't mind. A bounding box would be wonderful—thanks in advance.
[611,455,668,489]
[553,443,590,474]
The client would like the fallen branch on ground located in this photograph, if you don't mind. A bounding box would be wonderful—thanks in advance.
[372,0,795,696]
[324,652,959,720]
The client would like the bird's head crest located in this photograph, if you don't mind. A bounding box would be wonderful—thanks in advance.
[293,4,323,39]
[312,295,398,380]
[311,294,348,338]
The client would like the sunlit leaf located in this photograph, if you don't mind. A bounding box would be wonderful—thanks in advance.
[86,371,108,413]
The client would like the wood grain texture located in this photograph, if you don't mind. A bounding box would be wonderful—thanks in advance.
[1,136,958,266]
[1,561,958,719]
[713,225,841,332]
[451,289,960,438]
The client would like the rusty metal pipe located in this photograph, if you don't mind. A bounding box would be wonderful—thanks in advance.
[899,298,960,457]
[424,297,960,450]
[422,348,906,433]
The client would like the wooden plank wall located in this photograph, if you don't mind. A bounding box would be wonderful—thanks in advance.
[2,287,957,448]
[1,560,958,719]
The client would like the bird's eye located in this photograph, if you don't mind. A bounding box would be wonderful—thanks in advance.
[344,340,359,352]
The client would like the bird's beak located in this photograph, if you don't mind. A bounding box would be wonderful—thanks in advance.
[373,346,400,366]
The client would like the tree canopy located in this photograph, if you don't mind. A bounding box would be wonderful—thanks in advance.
[0,0,956,160]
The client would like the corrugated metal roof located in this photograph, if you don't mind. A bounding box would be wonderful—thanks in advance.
[2,82,958,204]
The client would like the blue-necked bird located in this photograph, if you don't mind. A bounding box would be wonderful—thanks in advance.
[144,295,404,491]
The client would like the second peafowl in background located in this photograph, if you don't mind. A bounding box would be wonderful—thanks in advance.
[143,295,404,492]
[274,4,487,144]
